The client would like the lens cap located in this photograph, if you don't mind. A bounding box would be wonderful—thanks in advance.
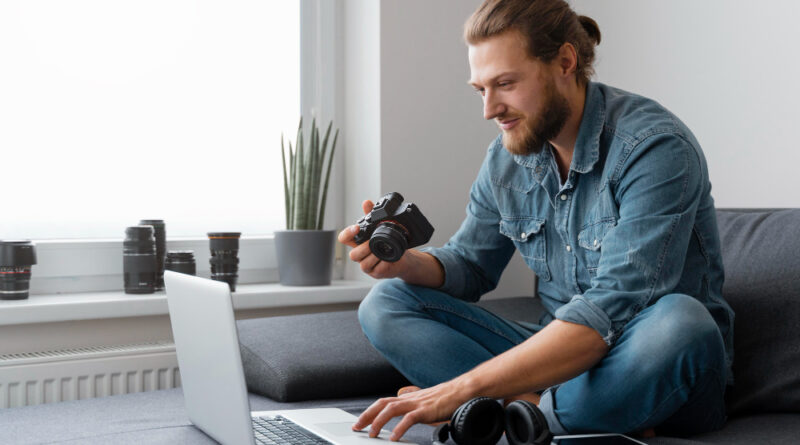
[0,240,37,266]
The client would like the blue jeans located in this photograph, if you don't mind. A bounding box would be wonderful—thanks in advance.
[358,279,728,437]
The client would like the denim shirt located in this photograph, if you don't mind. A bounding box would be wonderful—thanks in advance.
[423,82,735,385]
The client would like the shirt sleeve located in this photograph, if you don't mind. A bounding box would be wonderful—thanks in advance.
[421,145,516,302]
[554,133,705,346]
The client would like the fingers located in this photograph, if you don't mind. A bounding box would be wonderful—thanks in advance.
[352,397,414,440]
[362,199,374,215]
[359,254,381,275]
[352,397,390,432]
[390,412,422,442]
[337,225,360,248]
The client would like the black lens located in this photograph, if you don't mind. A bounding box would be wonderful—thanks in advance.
[0,240,37,300]
[165,250,196,276]
[139,219,166,290]
[208,232,241,291]
[369,223,408,262]
[123,226,157,294]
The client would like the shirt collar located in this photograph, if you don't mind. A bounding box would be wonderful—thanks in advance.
[512,81,605,180]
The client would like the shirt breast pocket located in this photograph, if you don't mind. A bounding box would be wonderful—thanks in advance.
[499,217,551,281]
[578,219,616,277]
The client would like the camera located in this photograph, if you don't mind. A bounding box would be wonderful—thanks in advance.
[353,192,434,262]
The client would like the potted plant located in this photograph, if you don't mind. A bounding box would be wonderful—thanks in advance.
[274,117,339,286]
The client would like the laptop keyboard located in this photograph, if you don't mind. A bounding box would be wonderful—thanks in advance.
[252,415,333,445]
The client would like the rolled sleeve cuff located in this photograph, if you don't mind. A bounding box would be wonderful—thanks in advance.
[554,295,617,346]
[419,246,467,298]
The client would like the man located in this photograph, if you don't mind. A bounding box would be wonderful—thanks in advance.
[339,0,734,441]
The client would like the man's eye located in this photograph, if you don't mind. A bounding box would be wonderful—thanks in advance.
[498,81,512,88]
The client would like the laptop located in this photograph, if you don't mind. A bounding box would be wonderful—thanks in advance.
[164,271,414,444]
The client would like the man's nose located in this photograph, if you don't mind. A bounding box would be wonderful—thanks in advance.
[483,91,505,120]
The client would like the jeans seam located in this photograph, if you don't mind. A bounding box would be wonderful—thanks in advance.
[420,302,523,345]
[628,367,724,433]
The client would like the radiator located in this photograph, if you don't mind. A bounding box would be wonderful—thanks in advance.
[0,341,180,409]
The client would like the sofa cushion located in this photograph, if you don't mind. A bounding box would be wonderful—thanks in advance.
[236,297,544,403]
[236,310,410,402]
[716,209,800,416]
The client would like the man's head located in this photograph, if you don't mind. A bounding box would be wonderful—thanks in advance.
[465,0,601,155]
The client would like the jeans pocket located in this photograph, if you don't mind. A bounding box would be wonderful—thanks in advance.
[499,216,550,281]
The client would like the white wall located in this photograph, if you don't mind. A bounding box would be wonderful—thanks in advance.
[340,0,534,299]
[570,0,800,208]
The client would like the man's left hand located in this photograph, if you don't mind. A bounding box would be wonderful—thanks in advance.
[351,381,473,441]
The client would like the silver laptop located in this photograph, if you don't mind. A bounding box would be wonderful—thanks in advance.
[164,271,414,445]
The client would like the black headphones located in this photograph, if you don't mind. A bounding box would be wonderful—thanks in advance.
[432,397,553,445]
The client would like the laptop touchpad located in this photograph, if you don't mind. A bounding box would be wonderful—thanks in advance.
[315,422,395,441]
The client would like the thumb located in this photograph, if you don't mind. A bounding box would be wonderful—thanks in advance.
[362,199,374,215]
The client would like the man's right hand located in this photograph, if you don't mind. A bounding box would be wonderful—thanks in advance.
[338,199,445,287]
[338,200,411,280]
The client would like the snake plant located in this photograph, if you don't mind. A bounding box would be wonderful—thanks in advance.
[281,117,339,230]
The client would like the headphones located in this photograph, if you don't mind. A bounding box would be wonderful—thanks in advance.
[432,397,553,445]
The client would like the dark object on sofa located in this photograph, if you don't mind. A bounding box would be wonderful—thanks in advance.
[2,208,799,445]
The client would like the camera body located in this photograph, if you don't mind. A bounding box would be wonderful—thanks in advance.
[353,192,434,262]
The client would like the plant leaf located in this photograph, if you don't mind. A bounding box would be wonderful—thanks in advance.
[281,133,289,228]
[317,128,338,230]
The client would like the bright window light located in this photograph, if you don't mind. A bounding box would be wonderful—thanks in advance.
[0,0,300,240]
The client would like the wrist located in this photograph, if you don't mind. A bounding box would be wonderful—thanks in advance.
[398,250,444,288]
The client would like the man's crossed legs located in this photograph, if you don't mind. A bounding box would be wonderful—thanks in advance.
[358,279,727,437]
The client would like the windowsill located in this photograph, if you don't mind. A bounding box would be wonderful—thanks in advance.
[0,280,374,326]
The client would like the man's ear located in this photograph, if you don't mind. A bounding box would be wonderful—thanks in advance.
[556,42,578,79]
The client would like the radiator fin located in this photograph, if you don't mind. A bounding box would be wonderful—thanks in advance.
[0,341,179,409]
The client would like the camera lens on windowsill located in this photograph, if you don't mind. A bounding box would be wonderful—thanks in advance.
[208,232,241,292]
[166,250,196,276]
[123,225,157,294]
[0,240,37,300]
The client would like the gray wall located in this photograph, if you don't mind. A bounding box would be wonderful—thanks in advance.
[340,0,534,299]
[570,0,800,207]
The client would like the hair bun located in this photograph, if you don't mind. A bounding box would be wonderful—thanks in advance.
[578,15,601,45]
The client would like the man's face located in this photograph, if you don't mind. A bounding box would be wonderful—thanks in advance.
[468,30,570,155]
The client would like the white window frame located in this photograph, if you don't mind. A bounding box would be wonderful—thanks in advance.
[25,0,341,295]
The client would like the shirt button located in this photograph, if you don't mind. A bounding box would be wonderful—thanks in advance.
[521,232,527,239]
[560,194,567,201]
[594,239,599,246]
[566,245,572,252]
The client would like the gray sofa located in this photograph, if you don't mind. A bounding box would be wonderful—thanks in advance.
[2,208,799,444]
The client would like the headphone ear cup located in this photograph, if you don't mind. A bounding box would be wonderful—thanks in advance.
[449,397,505,445]
[504,400,553,445]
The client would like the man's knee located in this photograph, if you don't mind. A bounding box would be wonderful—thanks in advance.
[357,279,418,341]
[643,293,725,370]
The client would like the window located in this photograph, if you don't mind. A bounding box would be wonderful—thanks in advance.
[0,1,339,294]
[0,0,300,240]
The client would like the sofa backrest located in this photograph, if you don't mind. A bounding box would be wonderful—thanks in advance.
[716,208,800,416]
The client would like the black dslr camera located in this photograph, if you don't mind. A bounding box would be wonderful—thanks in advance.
[353,192,434,262]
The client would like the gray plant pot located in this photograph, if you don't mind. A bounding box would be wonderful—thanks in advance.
[274,230,335,286]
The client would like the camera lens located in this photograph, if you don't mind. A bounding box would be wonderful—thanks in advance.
[123,225,157,294]
[208,232,241,292]
[0,240,37,300]
[165,250,196,276]
[139,219,166,290]
[369,222,409,262]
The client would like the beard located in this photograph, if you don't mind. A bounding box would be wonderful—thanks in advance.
[501,79,571,156]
